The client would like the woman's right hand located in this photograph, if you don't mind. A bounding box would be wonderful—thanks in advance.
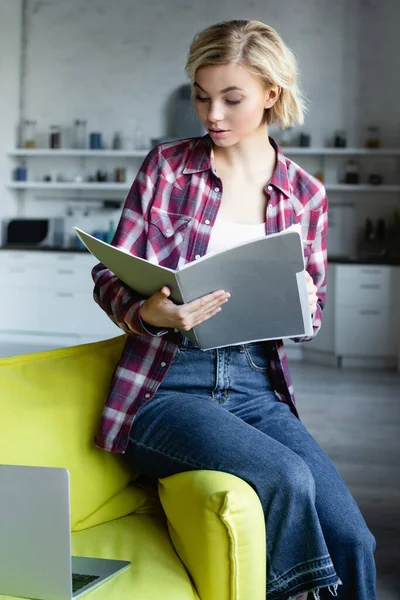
[139,286,230,331]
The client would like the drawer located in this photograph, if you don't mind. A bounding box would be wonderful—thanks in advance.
[335,265,398,307]
[0,288,119,336]
[0,254,98,290]
[336,305,397,357]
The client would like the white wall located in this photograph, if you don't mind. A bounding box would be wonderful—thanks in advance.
[0,0,399,235]
[0,0,22,217]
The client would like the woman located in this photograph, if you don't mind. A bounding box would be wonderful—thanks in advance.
[92,19,377,600]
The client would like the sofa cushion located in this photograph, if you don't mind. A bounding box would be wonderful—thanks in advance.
[0,335,136,529]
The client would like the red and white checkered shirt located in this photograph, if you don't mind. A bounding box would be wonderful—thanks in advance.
[92,135,328,453]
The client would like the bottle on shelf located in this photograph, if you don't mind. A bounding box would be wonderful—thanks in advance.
[49,125,61,149]
[134,125,146,150]
[22,119,37,148]
[314,170,324,183]
[299,132,311,147]
[106,220,115,244]
[112,132,122,150]
[73,119,87,149]
[344,160,360,184]
[365,126,381,148]
[280,126,293,147]
[333,130,347,148]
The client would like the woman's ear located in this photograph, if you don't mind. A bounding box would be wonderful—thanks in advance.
[265,85,281,109]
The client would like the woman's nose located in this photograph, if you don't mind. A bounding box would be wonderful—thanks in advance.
[207,102,224,123]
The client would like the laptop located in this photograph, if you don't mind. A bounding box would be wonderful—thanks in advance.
[0,465,131,600]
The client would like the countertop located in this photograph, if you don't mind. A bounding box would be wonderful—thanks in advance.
[1,246,400,265]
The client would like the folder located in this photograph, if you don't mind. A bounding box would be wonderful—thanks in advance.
[75,225,313,350]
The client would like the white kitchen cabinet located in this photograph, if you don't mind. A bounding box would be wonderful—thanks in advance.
[0,250,121,356]
[302,263,400,368]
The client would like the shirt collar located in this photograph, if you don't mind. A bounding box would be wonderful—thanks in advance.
[182,135,213,174]
[268,137,292,198]
[182,134,292,199]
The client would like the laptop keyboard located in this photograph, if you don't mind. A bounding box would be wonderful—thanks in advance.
[72,573,100,593]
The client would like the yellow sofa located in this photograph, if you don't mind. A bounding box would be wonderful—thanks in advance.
[0,335,266,600]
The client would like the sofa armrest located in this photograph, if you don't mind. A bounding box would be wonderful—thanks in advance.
[158,470,266,600]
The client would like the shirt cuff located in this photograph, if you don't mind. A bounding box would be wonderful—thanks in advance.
[138,301,169,337]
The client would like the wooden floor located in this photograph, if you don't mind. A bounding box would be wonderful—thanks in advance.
[289,361,400,600]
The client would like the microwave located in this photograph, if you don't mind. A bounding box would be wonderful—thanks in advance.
[1,218,65,247]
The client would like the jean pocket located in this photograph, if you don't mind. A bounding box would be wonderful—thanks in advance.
[170,346,182,366]
[243,344,268,372]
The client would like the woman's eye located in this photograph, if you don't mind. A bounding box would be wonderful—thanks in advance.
[195,96,209,102]
[226,99,242,105]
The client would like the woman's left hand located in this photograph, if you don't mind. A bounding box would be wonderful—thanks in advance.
[306,271,318,316]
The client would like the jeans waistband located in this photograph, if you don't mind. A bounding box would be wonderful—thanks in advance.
[180,337,274,350]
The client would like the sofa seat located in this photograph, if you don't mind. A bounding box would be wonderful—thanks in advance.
[0,512,199,600]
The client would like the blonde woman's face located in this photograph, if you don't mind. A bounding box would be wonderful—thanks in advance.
[193,63,279,146]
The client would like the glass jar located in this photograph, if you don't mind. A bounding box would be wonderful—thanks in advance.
[49,125,61,149]
[334,130,347,148]
[112,132,122,150]
[134,126,146,150]
[344,160,360,184]
[23,119,37,148]
[365,126,381,148]
[280,127,293,147]
[73,119,87,149]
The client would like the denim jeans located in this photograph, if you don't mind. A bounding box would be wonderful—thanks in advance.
[125,338,377,600]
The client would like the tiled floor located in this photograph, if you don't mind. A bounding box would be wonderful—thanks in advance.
[289,361,400,600]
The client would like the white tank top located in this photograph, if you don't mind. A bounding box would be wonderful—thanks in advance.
[207,217,266,255]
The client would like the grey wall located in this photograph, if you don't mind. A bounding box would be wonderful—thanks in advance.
[0,0,399,225]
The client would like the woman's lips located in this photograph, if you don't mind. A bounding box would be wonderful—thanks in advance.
[209,129,230,139]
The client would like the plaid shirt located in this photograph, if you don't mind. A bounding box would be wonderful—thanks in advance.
[92,135,328,453]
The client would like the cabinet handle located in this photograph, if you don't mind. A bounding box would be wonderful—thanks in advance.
[359,309,380,315]
[57,269,74,275]
[360,284,381,289]
[57,292,74,298]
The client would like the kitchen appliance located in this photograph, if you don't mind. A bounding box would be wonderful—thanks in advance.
[327,204,356,258]
[1,218,64,247]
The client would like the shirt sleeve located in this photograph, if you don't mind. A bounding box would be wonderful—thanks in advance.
[291,186,328,343]
[91,145,169,337]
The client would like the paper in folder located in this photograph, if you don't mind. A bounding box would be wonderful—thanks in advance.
[75,225,313,350]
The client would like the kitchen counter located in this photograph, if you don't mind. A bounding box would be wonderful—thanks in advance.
[1,246,400,265]
[328,255,400,266]
[0,245,89,253]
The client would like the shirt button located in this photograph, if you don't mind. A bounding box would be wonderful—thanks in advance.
[161,362,166,367]
[145,393,151,399]
[268,204,273,211]
[205,219,211,225]
[165,228,173,236]
[195,254,201,260]
[267,185,273,191]
[214,187,220,192]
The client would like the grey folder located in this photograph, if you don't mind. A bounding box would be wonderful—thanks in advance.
[75,226,313,350]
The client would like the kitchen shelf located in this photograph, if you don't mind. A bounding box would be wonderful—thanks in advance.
[7,182,400,192]
[7,182,131,191]
[8,149,149,158]
[7,147,400,157]
[325,184,400,192]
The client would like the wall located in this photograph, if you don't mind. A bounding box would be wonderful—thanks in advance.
[0,0,22,217]
[0,0,399,237]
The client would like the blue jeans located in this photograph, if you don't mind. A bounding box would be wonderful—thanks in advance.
[125,338,377,600]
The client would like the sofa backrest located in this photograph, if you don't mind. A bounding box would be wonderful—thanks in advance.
[0,335,136,529]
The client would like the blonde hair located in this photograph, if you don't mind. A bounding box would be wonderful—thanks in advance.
[185,19,306,128]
